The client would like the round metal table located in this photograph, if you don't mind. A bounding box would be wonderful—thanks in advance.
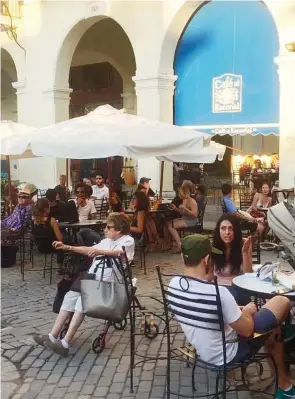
[232,274,295,300]
[58,220,106,229]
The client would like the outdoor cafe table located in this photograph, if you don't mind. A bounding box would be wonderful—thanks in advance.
[58,219,107,243]
[232,274,295,300]
[58,220,106,229]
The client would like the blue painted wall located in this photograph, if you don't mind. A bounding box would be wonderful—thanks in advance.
[174,1,279,127]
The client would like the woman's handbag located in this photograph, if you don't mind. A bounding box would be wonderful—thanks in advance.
[80,256,130,323]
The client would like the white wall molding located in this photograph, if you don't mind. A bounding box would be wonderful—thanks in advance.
[42,87,73,100]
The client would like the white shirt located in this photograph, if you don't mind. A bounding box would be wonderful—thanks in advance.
[75,199,97,222]
[88,235,135,281]
[169,276,241,366]
[92,185,109,200]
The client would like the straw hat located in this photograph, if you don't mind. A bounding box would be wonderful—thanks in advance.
[19,183,38,197]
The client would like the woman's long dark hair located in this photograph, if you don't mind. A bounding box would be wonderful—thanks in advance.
[134,191,150,212]
[212,214,243,275]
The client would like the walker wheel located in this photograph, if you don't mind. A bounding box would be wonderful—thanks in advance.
[144,322,159,339]
[113,319,127,331]
[92,334,105,354]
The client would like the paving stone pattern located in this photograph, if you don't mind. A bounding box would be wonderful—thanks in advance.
[1,249,294,398]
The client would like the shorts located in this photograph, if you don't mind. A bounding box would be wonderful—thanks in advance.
[60,290,83,313]
[228,308,278,365]
[182,217,199,228]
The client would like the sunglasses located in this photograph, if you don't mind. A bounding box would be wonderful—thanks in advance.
[106,225,115,230]
[18,195,29,199]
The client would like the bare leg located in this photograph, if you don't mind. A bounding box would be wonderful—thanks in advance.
[261,296,292,389]
[50,310,71,338]
[264,329,291,389]
[262,296,291,323]
[167,219,185,250]
[63,311,85,344]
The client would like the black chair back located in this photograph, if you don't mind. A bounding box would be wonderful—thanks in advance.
[220,197,227,214]
[157,268,227,366]
[94,199,109,220]
[239,195,253,211]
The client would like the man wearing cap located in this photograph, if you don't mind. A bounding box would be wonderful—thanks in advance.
[139,177,155,199]
[169,234,295,398]
[1,186,34,240]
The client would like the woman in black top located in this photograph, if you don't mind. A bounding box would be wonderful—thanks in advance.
[130,191,150,239]
[33,199,63,253]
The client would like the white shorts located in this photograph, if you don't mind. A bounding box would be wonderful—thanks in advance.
[60,290,83,313]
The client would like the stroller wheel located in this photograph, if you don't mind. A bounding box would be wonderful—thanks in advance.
[59,326,68,340]
[92,334,105,354]
[144,322,159,340]
[113,319,127,331]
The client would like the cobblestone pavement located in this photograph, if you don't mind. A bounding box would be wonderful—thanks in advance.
[1,249,294,399]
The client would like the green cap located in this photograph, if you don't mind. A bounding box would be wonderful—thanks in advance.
[181,234,222,263]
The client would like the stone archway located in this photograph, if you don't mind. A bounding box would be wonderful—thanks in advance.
[54,16,137,186]
[1,48,18,121]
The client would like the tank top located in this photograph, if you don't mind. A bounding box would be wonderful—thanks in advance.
[33,217,55,253]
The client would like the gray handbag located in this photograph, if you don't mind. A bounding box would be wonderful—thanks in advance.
[80,256,130,323]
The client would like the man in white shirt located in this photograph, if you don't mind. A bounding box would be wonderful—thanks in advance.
[92,173,109,200]
[169,234,295,399]
[74,183,100,246]
[33,213,135,357]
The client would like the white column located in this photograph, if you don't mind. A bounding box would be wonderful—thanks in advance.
[121,91,136,115]
[132,74,177,191]
[11,84,73,189]
[275,54,295,189]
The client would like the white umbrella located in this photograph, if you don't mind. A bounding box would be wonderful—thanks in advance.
[0,120,36,156]
[157,141,226,164]
[29,105,206,159]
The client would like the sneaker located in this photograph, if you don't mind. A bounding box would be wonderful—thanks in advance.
[46,340,69,357]
[276,386,295,399]
[33,333,51,347]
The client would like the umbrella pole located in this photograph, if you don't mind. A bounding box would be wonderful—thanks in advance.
[159,161,164,201]
[66,158,69,187]
[107,157,113,209]
[6,155,12,215]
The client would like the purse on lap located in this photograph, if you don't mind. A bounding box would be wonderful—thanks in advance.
[80,256,130,323]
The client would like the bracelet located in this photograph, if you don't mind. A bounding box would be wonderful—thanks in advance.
[66,245,72,251]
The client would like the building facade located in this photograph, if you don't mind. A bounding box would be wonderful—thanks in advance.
[1,0,295,189]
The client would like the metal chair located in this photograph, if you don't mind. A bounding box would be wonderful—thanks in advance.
[239,195,253,211]
[219,197,227,214]
[179,200,207,237]
[157,268,278,399]
[94,198,109,220]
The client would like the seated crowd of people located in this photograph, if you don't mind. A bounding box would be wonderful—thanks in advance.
[3,174,295,398]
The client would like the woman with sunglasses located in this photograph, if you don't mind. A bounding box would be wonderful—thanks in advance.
[33,213,134,357]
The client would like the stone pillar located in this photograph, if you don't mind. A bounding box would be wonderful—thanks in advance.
[132,74,177,191]
[121,91,136,115]
[275,54,295,189]
[11,84,73,189]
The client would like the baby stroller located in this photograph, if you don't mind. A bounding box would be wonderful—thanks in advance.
[267,202,295,266]
[54,252,159,355]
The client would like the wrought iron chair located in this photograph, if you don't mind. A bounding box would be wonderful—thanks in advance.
[220,197,227,214]
[239,194,253,211]
[94,198,109,220]
[156,267,278,399]
[179,200,207,237]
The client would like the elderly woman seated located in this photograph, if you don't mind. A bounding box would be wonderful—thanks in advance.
[165,187,199,253]
[33,213,134,357]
